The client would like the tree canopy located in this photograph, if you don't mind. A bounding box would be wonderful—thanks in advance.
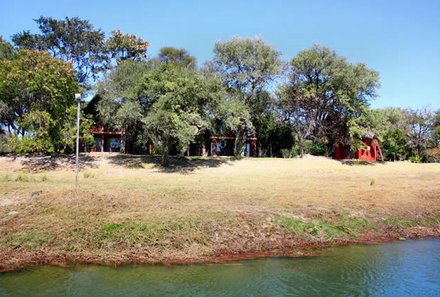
[2,16,438,162]
[106,30,149,61]
[12,16,108,87]
[98,60,226,165]
[279,45,380,157]
[210,37,283,156]
[158,47,197,69]
[0,49,92,153]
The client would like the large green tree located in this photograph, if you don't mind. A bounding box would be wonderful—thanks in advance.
[370,108,411,161]
[98,61,226,165]
[278,45,380,157]
[12,16,108,87]
[210,37,283,156]
[0,49,90,153]
[96,59,152,150]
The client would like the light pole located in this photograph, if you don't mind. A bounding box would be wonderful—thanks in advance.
[75,93,81,187]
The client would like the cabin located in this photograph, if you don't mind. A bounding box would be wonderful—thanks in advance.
[334,134,383,162]
[81,95,257,157]
[209,135,257,157]
[82,126,257,157]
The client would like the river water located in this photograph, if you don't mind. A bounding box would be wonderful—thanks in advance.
[1,239,439,296]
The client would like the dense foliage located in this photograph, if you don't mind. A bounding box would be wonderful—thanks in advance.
[0,49,92,153]
[1,17,439,162]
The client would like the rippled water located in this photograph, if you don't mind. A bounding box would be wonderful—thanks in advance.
[1,239,439,296]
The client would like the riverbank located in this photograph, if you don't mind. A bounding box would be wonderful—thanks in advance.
[1,154,439,272]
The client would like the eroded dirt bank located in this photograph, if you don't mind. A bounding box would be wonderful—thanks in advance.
[1,155,439,272]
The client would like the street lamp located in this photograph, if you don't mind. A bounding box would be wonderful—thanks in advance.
[75,93,82,187]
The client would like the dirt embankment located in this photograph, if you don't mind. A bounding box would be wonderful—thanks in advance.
[0,155,439,272]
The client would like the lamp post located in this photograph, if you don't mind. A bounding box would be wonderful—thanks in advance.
[75,93,81,187]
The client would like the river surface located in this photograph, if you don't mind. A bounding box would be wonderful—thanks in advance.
[1,239,439,296]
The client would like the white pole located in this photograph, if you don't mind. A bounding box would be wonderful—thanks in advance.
[75,93,81,187]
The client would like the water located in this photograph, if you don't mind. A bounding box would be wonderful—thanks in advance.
[1,239,439,296]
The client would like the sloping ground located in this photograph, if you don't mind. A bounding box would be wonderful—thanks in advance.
[0,154,439,271]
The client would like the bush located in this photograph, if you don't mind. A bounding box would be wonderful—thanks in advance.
[409,155,423,163]
[280,147,297,158]
[310,142,328,156]
[426,146,440,163]
[0,135,11,154]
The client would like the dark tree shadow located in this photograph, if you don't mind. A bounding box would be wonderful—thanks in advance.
[108,154,234,173]
[19,154,99,171]
[340,160,385,166]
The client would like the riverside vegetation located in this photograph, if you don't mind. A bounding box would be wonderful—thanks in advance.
[0,154,439,272]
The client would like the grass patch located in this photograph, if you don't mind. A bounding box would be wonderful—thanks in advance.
[15,172,31,182]
[2,175,11,182]
[274,217,317,235]
[99,217,211,249]
[275,213,373,239]
[384,215,439,228]
[2,231,54,250]
[83,171,95,179]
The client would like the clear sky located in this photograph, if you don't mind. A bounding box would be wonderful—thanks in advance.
[1,0,439,110]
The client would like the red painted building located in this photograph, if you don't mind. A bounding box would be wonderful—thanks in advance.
[334,136,383,162]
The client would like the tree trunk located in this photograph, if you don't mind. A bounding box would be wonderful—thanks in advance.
[161,141,170,167]
[299,138,304,158]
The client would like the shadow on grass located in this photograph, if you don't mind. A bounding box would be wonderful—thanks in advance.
[18,154,99,171]
[108,154,234,173]
[340,160,386,166]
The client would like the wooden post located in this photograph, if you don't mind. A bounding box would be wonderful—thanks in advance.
[211,138,217,156]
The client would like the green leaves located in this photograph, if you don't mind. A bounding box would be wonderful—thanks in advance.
[106,30,149,61]
[0,49,86,153]
[12,16,109,87]
[279,45,380,156]
[213,37,282,96]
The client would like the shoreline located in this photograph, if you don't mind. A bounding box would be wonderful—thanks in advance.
[2,227,439,273]
[1,156,439,273]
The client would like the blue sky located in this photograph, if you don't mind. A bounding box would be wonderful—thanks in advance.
[1,0,439,109]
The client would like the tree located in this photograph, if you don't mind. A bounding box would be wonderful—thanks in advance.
[278,45,379,157]
[158,47,196,69]
[0,37,16,60]
[12,16,108,87]
[0,49,89,153]
[97,59,152,152]
[407,107,434,157]
[210,37,283,156]
[98,61,226,165]
[106,30,149,61]
[140,64,226,165]
[431,109,440,146]
[369,108,410,161]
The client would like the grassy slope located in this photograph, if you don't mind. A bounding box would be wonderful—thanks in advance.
[0,154,439,271]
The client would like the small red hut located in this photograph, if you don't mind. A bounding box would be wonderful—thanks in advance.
[334,134,383,162]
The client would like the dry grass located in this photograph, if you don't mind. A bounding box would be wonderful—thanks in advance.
[0,154,439,271]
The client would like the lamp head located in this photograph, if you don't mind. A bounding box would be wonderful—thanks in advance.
[75,93,81,102]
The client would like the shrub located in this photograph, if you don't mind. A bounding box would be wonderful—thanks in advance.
[409,155,423,163]
[280,147,297,158]
[310,142,328,156]
[426,146,440,163]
